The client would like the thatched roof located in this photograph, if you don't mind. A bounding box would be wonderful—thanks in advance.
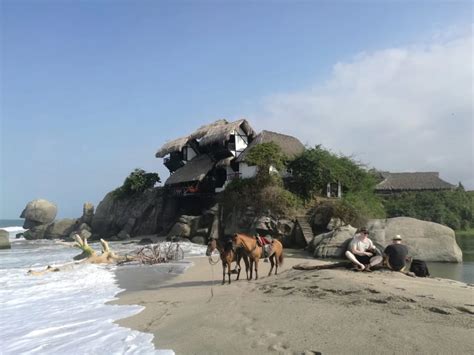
[165,154,214,185]
[236,130,305,163]
[198,119,256,147]
[156,119,255,158]
[188,119,229,140]
[375,172,455,191]
[155,137,189,158]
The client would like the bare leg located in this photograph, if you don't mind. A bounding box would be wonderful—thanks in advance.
[345,250,365,270]
[369,255,383,267]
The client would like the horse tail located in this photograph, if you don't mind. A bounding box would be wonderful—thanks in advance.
[278,250,284,265]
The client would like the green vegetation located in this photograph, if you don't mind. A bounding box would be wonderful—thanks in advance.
[381,185,474,230]
[288,146,385,225]
[219,143,301,217]
[113,168,161,198]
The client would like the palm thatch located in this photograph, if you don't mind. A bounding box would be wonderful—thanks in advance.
[155,137,189,158]
[188,119,229,140]
[375,172,455,192]
[165,154,215,185]
[198,119,256,146]
[236,130,305,163]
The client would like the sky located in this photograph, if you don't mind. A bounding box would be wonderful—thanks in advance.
[1,0,472,219]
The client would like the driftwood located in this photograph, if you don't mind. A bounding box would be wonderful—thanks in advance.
[72,234,135,264]
[292,262,352,271]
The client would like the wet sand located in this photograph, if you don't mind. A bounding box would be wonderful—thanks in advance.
[113,250,474,354]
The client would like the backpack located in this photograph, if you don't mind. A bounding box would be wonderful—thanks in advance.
[409,259,430,277]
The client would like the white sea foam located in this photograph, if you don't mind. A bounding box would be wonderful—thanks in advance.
[1,226,27,241]
[0,239,207,355]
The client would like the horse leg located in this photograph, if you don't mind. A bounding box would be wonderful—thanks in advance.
[268,255,274,276]
[227,260,232,284]
[274,252,279,275]
[236,254,241,281]
[254,258,259,280]
[222,262,226,285]
[249,259,253,280]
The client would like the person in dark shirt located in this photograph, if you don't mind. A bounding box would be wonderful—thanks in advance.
[383,235,410,272]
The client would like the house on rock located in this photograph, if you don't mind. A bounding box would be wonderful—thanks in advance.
[155,119,305,196]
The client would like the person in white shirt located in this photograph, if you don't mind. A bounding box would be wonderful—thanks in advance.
[345,227,383,271]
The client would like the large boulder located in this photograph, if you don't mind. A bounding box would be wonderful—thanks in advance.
[20,199,57,226]
[310,225,357,258]
[366,217,462,262]
[0,229,11,249]
[91,187,166,238]
[44,218,78,239]
[23,224,50,240]
[309,217,462,262]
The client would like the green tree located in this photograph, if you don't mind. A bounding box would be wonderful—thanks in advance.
[114,168,161,198]
[244,142,287,182]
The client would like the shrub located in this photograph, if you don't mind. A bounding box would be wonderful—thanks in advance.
[113,169,161,198]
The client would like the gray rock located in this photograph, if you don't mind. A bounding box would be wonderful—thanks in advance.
[168,222,191,238]
[366,217,462,262]
[91,188,166,238]
[0,230,11,249]
[23,224,50,240]
[79,229,92,240]
[81,202,94,225]
[20,199,57,226]
[310,217,463,262]
[191,236,206,245]
[78,223,91,233]
[45,218,78,239]
[311,225,357,258]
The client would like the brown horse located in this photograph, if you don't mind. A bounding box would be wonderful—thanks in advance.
[232,233,284,280]
[206,238,249,284]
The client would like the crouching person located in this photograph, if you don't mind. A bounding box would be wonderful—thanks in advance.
[345,227,383,272]
[383,234,411,272]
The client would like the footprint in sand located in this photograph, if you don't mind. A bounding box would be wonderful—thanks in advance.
[245,326,257,335]
[268,342,289,352]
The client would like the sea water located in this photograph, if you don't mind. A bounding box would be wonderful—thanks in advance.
[0,221,207,355]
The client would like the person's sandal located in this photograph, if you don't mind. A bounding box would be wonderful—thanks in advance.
[364,264,373,272]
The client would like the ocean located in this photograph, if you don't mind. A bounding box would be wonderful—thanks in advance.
[0,219,207,355]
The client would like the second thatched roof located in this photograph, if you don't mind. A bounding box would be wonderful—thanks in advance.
[375,172,455,191]
[165,154,215,185]
[236,130,305,163]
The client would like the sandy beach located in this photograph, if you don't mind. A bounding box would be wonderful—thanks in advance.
[114,250,473,355]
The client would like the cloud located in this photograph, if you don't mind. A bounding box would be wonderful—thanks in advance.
[252,28,473,188]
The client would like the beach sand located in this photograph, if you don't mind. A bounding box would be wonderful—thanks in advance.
[114,249,473,354]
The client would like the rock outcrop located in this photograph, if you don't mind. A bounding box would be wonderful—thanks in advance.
[91,187,169,239]
[309,217,462,262]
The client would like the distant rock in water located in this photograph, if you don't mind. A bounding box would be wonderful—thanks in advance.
[0,229,11,249]
[20,199,57,228]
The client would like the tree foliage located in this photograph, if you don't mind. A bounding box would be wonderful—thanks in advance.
[244,142,287,181]
[219,175,302,218]
[381,186,473,230]
[288,145,377,199]
[114,168,161,198]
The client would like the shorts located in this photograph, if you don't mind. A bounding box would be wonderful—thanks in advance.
[355,255,371,265]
